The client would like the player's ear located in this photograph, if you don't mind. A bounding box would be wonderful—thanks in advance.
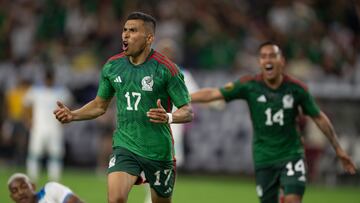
[280,55,286,66]
[31,183,36,191]
[146,33,154,45]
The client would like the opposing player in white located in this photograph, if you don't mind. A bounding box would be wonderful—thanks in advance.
[8,173,83,203]
[24,70,72,181]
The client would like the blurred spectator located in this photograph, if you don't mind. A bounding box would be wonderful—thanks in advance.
[24,69,72,182]
[1,77,31,165]
[64,0,97,46]
[8,1,37,61]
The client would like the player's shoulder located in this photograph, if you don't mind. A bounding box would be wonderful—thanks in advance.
[283,74,309,91]
[238,74,260,84]
[44,181,63,189]
[149,50,179,76]
[102,52,126,72]
[44,181,71,191]
[106,52,126,63]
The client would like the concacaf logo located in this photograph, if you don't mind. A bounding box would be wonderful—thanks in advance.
[223,82,234,91]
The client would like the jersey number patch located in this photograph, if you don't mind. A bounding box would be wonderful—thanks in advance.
[265,108,284,126]
[154,169,172,186]
[125,92,141,111]
[285,159,306,181]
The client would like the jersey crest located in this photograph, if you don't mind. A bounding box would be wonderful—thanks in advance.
[141,75,154,91]
[282,94,294,109]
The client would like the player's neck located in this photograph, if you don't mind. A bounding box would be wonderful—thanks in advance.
[129,47,152,65]
[263,74,283,90]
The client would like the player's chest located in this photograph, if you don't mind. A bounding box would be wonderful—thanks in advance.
[109,66,165,94]
[248,87,298,111]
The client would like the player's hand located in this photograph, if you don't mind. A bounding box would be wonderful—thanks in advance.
[147,99,169,123]
[336,148,357,175]
[53,101,73,124]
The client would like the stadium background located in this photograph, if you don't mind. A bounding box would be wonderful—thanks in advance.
[0,0,359,202]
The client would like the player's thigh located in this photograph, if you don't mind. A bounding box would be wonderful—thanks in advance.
[280,158,306,197]
[139,156,176,199]
[107,171,138,203]
[107,147,143,202]
[255,166,281,203]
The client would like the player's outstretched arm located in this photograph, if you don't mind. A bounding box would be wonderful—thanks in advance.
[147,99,193,124]
[54,96,112,123]
[191,88,224,103]
[312,111,357,174]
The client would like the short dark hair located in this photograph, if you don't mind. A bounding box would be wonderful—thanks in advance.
[258,41,282,55]
[126,12,156,32]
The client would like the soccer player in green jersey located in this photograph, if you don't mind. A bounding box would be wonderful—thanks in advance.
[191,41,357,203]
[54,12,193,203]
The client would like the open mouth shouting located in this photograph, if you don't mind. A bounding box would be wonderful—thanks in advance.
[122,41,129,51]
[265,64,273,71]
[264,64,275,78]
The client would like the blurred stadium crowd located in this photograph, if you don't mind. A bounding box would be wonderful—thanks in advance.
[0,0,359,185]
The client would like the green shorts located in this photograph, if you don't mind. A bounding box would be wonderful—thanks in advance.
[255,158,306,203]
[107,147,176,198]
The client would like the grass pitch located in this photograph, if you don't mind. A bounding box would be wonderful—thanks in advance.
[1,167,359,203]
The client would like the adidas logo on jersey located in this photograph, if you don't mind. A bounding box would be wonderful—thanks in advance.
[114,76,122,83]
[257,95,267,102]
[164,187,173,194]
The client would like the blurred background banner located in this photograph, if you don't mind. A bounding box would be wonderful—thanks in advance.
[0,0,359,190]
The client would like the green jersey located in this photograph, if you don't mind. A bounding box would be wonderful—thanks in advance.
[97,50,190,161]
[220,74,320,168]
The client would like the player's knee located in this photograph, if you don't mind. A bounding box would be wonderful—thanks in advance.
[284,194,302,203]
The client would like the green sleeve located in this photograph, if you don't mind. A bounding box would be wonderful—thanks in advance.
[97,63,115,100]
[166,65,190,108]
[219,79,248,102]
[300,89,320,117]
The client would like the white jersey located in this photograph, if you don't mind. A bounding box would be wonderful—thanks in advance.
[36,182,73,203]
[24,85,71,133]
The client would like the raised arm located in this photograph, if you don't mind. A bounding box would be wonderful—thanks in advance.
[191,88,224,103]
[54,96,112,123]
[147,99,193,124]
[311,111,357,174]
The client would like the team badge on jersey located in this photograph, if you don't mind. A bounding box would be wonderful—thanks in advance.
[282,94,294,109]
[141,75,154,91]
